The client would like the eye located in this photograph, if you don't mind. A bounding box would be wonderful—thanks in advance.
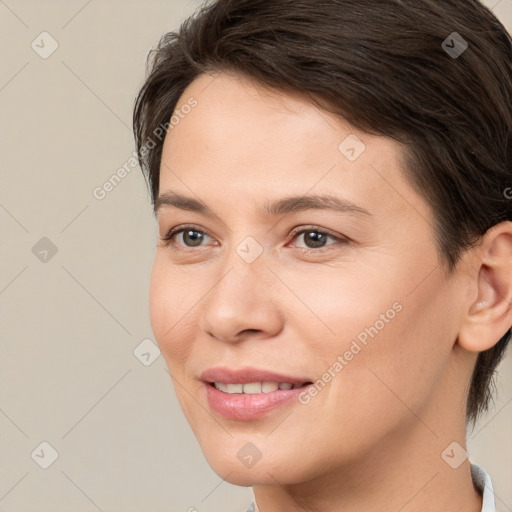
[159,224,349,253]
[160,225,214,248]
[288,226,348,252]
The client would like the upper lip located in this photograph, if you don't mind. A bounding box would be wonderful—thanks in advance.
[200,366,311,385]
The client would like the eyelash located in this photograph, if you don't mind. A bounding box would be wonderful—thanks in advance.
[159,224,349,253]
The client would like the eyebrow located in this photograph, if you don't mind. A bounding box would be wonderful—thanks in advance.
[154,191,372,218]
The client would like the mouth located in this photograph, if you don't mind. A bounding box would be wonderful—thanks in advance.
[200,367,314,420]
[209,381,312,394]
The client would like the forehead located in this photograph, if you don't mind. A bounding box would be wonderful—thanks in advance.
[158,72,431,226]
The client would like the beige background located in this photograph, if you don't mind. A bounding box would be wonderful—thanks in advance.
[1,1,511,511]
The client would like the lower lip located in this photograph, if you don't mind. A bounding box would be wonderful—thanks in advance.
[204,383,310,420]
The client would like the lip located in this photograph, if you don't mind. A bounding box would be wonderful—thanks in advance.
[200,366,310,385]
[200,366,313,421]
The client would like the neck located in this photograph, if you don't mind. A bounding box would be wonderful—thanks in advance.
[252,420,482,512]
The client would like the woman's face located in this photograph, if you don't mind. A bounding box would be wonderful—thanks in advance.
[150,72,471,485]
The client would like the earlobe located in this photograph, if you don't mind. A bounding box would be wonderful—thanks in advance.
[458,222,512,353]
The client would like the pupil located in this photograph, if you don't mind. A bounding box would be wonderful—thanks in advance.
[184,230,203,246]
[305,231,326,248]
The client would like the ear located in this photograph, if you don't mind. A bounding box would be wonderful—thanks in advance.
[458,221,512,353]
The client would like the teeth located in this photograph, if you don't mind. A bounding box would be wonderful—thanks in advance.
[227,383,243,393]
[213,381,300,394]
[215,382,228,392]
[243,382,262,394]
[262,381,279,393]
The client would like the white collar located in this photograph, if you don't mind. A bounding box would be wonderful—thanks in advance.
[471,463,496,512]
[246,463,496,512]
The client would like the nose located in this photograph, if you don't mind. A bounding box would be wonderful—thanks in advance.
[199,251,284,343]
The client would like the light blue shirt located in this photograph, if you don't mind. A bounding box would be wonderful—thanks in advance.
[245,463,496,512]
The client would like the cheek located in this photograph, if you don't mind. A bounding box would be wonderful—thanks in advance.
[148,256,195,369]
[329,276,455,424]
[148,258,169,343]
[281,262,402,359]
[297,261,454,416]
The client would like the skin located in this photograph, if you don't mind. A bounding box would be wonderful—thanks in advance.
[149,71,512,512]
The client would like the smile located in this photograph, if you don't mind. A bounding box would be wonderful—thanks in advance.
[212,381,309,394]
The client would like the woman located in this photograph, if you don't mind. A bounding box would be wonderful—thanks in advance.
[133,1,511,510]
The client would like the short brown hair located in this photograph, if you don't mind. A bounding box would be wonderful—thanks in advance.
[133,0,512,423]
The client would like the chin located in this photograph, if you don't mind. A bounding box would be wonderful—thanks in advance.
[217,468,266,487]
[199,441,310,487]
[208,462,295,487]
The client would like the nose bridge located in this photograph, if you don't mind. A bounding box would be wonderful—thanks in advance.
[208,234,268,311]
[199,233,281,341]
